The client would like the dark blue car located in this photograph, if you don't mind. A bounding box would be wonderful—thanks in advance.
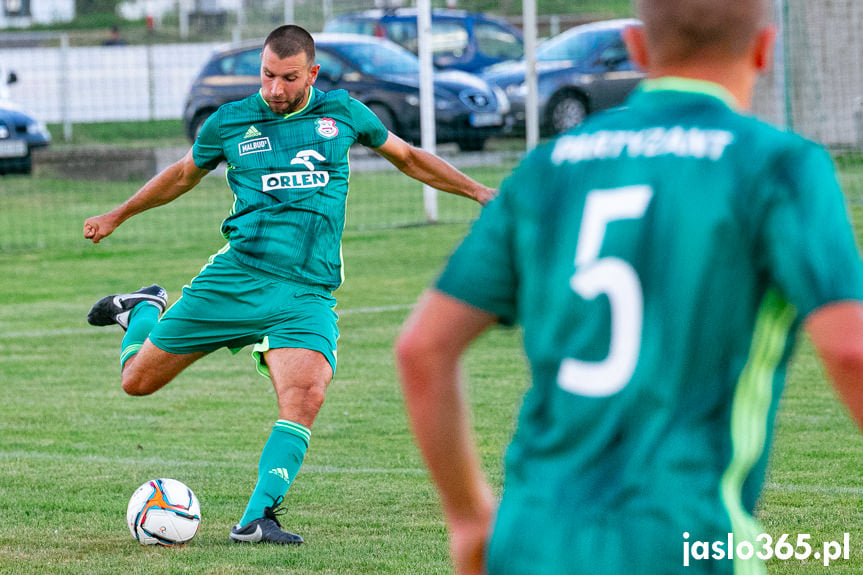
[323,8,524,74]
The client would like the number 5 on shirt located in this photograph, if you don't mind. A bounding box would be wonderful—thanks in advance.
[558,185,653,397]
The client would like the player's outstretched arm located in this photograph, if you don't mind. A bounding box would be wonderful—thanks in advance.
[83,149,210,243]
[373,133,497,206]
[396,290,497,575]
[807,300,863,430]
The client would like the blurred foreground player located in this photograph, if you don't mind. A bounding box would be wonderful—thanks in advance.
[396,1,863,573]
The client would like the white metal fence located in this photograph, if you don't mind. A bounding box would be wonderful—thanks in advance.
[752,0,863,148]
[0,41,221,123]
[1,1,861,146]
[2,0,863,251]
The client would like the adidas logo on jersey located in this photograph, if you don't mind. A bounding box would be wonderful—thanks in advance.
[244,125,262,139]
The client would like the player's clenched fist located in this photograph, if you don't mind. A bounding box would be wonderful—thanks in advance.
[83,214,117,243]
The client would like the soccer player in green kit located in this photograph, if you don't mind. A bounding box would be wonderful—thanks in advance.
[396,1,863,574]
[83,25,495,544]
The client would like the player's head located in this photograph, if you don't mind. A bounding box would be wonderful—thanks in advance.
[260,25,320,115]
[264,24,316,64]
[626,0,772,69]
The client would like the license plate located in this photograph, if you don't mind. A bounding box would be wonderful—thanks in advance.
[0,140,27,158]
[470,112,503,128]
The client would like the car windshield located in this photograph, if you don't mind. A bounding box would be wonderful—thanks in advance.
[536,28,611,62]
[475,20,523,60]
[382,20,470,59]
[335,42,419,76]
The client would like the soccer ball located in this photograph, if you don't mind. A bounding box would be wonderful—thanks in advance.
[126,478,201,546]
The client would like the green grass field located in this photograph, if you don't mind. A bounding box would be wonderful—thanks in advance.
[1,157,863,574]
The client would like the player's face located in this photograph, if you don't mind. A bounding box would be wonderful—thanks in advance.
[260,46,320,115]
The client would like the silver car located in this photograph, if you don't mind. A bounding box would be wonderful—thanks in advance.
[483,18,644,136]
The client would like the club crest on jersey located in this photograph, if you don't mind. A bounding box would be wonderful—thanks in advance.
[316,118,338,138]
[262,149,330,192]
[239,137,271,156]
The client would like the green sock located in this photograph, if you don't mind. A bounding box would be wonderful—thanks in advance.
[120,302,160,369]
[239,420,311,527]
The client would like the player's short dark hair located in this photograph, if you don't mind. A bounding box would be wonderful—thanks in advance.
[264,25,316,65]
[637,0,768,65]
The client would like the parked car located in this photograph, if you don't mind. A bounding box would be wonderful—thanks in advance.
[0,70,51,175]
[483,18,645,136]
[323,8,523,73]
[183,34,509,151]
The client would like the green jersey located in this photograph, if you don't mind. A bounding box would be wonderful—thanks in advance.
[193,87,388,290]
[437,78,863,574]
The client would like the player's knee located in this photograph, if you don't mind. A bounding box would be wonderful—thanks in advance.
[121,372,159,396]
[287,377,328,416]
[303,378,328,411]
[122,379,151,396]
[395,327,435,374]
[394,329,419,366]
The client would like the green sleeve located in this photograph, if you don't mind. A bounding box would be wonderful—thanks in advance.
[349,98,389,149]
[192,110,225,170]
[762,144,863,316]
[435,166,522,326]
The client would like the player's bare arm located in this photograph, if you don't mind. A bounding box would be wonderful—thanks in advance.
[396,290,497,575]
[83,149,210,243]
[806,300,863,429]
[374,132,497,206]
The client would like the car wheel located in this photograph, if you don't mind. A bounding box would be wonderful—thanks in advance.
[367,103,397,135]
[457,137,486,152]
[547,92,587,134]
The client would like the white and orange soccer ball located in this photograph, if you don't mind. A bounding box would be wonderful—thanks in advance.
[126,478,201,546]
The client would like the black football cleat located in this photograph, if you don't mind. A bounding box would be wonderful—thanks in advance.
[230,498,303,545]
[87,284,167,330]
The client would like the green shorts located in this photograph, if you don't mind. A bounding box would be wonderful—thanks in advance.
[149,247,338,377]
